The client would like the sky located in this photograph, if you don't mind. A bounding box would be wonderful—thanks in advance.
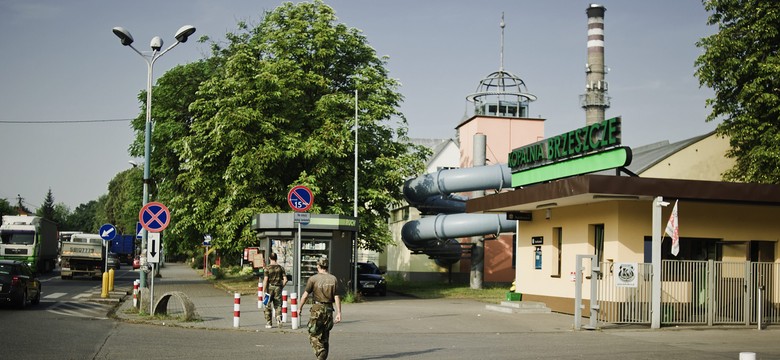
[0,0,717,212]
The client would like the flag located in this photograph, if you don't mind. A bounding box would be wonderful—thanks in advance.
[665,200,679,256]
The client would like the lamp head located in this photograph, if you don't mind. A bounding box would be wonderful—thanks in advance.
[174,25,196,43]
[150,36,163,51]
[112,26,134,46]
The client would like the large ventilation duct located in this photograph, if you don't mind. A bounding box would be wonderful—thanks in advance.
[401,213,517,251]
[401,164,516,265]
[403,164,512,215]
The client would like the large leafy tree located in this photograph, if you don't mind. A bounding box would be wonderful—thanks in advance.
[133,1,428,256]
[695,0,780,183]
[68,200,100,233]
[0,199,14,216]
[103,167,143,235]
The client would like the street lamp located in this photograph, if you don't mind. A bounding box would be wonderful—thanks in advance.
[113,25,196,290]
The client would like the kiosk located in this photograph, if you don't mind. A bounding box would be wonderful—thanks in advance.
[251,213,357,294]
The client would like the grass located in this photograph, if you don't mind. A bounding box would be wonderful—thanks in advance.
[387,278,510,304]
[208,265,512,304]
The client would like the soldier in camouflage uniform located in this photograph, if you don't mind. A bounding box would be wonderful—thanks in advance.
[299,258,342,360]
[262,252,288,328]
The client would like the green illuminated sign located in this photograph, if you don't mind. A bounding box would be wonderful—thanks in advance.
[507,117,632,187]
[511,147,632,187]
[509,117,622,171]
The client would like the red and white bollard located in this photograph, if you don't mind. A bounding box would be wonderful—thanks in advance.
[233,292,240,328]
[291,293,299,330]
[281,290,288,323]
[132,280,139,308]
[257,278,264,309]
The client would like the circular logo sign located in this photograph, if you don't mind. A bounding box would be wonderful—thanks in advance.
[139,201,171,233]
[287,185,314,212]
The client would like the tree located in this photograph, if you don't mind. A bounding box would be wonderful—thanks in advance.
[0,199,14,216]
[695,0,780,183]
[68,200,100,233]
[132,1,428,256]
[36,188,56,222]
[103,167,143,235]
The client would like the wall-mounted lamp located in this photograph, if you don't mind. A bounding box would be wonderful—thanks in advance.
[545,208,551,220]
[536,202,558,209]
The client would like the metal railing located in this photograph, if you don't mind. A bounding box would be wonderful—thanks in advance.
[596,260,780,326]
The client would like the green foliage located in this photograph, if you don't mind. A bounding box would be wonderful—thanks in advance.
[696,0,780,183]
[103,167,143,235]
[36,189,56,222]
[68,200,100,232]
[0,199,14,217]
[127,0,428,257]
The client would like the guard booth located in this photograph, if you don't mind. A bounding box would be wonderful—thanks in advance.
[250,213,357,294]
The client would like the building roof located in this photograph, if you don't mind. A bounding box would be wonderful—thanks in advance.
[466,174,780,214]
[409,138,458,168]
[626,131,715,174]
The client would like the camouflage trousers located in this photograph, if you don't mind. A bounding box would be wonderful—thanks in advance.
[263,285,283,324]
[307,304,334,360]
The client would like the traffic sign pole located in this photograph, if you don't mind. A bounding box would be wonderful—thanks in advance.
[138,201,171,293]
[288,186,314,297]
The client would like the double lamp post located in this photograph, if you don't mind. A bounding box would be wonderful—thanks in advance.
[112,25,196,289]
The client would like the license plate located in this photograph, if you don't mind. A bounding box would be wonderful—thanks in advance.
[364,283,375,288]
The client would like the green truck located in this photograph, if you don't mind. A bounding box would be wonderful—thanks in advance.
[0,215,58,273]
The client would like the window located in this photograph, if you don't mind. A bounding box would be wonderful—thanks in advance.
[551,227,562,277]
[591,224,605,263]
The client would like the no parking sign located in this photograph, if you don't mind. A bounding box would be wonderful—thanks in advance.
[139,201,170,233]
[287,185,313,212]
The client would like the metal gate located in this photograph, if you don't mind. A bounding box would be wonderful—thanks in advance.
[597,260,780,326]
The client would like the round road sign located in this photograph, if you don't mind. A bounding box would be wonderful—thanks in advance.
[139,201,171,233]
[287,185,314,212]
[99,223,117,241]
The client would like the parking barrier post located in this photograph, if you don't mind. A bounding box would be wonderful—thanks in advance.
[281,290,288,323]
[291,293,299,329]
[233,292,240,328]
[258,278,264,309]
[133,280,139,307]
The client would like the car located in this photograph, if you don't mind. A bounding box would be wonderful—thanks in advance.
[132,256,141,270]
[0,260,41,308]
[356,261,387,296]
[106,253,121,270]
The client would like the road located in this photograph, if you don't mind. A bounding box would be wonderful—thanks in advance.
[1,267,778,359]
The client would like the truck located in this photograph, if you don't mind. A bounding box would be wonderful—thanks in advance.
[59,233,105,279]
[0,215,58,273]
[110,234,135,266]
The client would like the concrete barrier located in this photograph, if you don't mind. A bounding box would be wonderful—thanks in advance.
[153,291,197,321]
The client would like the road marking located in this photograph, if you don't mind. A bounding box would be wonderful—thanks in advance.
[43,292,67,299]
[47,302,109,320]
[73,292,93,299]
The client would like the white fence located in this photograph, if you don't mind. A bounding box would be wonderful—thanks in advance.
[596,260,780,326]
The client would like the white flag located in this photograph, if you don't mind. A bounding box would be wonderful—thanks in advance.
[665,200,679,256]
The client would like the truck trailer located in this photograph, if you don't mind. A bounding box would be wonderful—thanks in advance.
[110,234,135,265]
[60,233,104,279]
[0,215,58,273]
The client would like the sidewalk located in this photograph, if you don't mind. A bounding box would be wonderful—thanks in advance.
[112,262,579,333]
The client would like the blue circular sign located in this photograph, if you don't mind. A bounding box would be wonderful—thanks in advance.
[287,185,313,212]
[99,223,117,241]
[139,201,171,233]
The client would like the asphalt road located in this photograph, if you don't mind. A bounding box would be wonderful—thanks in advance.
[1,266,777,359]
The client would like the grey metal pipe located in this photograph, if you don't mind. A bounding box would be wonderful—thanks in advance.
[401,213,516,250]
[403,164,512,206]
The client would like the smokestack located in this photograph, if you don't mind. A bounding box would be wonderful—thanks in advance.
[581,4,610,125]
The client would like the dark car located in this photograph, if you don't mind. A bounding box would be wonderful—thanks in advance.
[356,261,387,296]
[0,260,41,308]
[106,253,120,270]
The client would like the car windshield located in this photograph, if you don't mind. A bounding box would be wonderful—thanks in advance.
[1,231,35,245]
[358,263,380,275]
